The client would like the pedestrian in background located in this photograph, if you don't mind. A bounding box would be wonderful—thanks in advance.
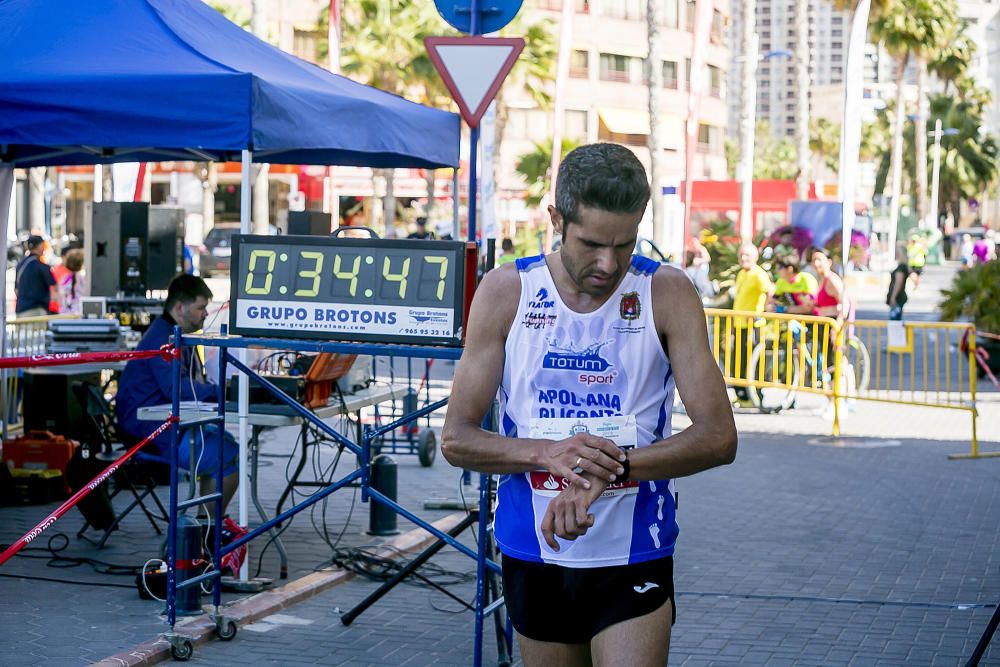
[959,233,975,269]
[886,246,909,321]
[407,216,433,240]
[683,240,714,299]
[496,237,517,265]
[906,234,927,290]
[732,242,774,402]
[14,235,57,318]
[58,248,86,315]
[768,255,816,315]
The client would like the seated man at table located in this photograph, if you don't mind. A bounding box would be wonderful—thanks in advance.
[117,274,239,517]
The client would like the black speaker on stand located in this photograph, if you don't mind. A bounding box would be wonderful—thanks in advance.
[287,210,332,236]
[86,203,185,296]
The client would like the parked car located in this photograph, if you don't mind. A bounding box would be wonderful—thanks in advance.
[198,223,278,277]
[198,223,240,277]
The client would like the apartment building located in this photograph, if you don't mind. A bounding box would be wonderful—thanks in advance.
[210,0,732,218]
[727,0,848,139]
[499,0,731,202]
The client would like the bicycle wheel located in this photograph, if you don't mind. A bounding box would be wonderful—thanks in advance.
[748,341,800,412]
[845,335,871,391]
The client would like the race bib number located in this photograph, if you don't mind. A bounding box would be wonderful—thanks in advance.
[527,416,639,497]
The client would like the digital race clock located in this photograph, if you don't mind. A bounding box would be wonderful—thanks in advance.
[229,233,476,346]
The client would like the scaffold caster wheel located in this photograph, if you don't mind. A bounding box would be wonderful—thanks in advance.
[170,638,193,661]
[417,429,436,467]
[216,619,238,641]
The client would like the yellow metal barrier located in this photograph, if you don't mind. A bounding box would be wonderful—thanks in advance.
[848,319,991,460]
[706,309,988,459]
[2,314,78,428]
[705,308,839,404]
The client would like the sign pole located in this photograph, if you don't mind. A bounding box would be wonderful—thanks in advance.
[466,0,481,248]
[469,126,479,245]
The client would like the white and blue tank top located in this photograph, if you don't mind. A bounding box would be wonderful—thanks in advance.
[495,253,678,567]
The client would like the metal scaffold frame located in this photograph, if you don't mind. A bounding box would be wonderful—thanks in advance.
[161,325,511,664]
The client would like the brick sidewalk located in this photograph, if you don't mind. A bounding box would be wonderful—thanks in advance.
[97,430,1000,666]
[2,420,998,665]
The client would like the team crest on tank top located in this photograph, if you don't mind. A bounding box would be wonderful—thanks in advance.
[495,254,679,567]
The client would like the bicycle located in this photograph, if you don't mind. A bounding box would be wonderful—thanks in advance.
[747,320,870,413]
[747,320,809,413]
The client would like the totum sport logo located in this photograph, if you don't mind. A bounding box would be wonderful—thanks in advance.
[542,340,614,373]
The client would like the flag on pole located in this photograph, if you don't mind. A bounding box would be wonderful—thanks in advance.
[327,0,341,227]
[328,0,340,75]
[838,0,871,270]
[682,0,714,248]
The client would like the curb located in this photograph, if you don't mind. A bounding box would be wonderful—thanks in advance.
[93,511,469,666]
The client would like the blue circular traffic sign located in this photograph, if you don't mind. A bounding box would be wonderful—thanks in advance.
[434,0,523,35]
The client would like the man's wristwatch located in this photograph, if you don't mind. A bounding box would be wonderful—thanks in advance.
[619,449,631,483]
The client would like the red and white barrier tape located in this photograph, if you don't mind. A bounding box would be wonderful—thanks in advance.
[0,344,177,370]
[0,416,178,568]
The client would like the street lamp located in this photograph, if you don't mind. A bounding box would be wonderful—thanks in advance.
[928,119,960,231]
[736,41,793,242]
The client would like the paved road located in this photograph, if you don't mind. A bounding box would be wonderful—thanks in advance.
[175,431,1000,667]
[2,260,998,665]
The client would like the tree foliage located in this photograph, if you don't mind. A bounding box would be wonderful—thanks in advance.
[809,118,841,173]
[514,138,580,206]
[753,122,798,180]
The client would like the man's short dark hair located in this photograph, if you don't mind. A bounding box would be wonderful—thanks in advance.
[501,237,514,252]
[165,274,212,313]
[776,255,800,272]
[554,143,650,224]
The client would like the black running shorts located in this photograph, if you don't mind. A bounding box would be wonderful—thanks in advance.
[501,554,675,644]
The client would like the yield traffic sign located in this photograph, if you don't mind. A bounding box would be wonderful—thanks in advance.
[425,36,524,128]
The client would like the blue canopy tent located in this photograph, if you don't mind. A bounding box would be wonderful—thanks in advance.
[0,0,459,168]
[0,0,460,543]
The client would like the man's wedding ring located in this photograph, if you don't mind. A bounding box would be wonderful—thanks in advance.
[574,456,583,468]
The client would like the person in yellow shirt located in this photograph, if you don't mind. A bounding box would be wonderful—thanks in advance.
[496,237,518,266]
[767,255,817,314]
[906,234,927,290]
[734,243,774,312]
[732,243,774,401]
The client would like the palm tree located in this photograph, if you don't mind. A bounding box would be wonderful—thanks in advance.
[870,1,921,252]
[870,94,998,226]
[753,122,798,179]
[809,117,841,174]
[515,139,580,207]
[318,3,556,233]
[495,17,558,183]
[334,1,445,231]
[909,0,955,227]
[928,94,998,226]
[928,26,974,96]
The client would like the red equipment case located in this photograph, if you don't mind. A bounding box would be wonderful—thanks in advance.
[2,431,80,496]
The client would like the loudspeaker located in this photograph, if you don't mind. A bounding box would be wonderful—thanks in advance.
[148,206,185,289]
[87,202,149,297]
[287,210,331,236]
[86,203,184,296]
[22,371,102,441]
[119,203,149,295]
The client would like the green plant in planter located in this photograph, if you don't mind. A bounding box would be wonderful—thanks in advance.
[938,260,1000,335]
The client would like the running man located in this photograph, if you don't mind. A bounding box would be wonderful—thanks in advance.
[442,143,737,666]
